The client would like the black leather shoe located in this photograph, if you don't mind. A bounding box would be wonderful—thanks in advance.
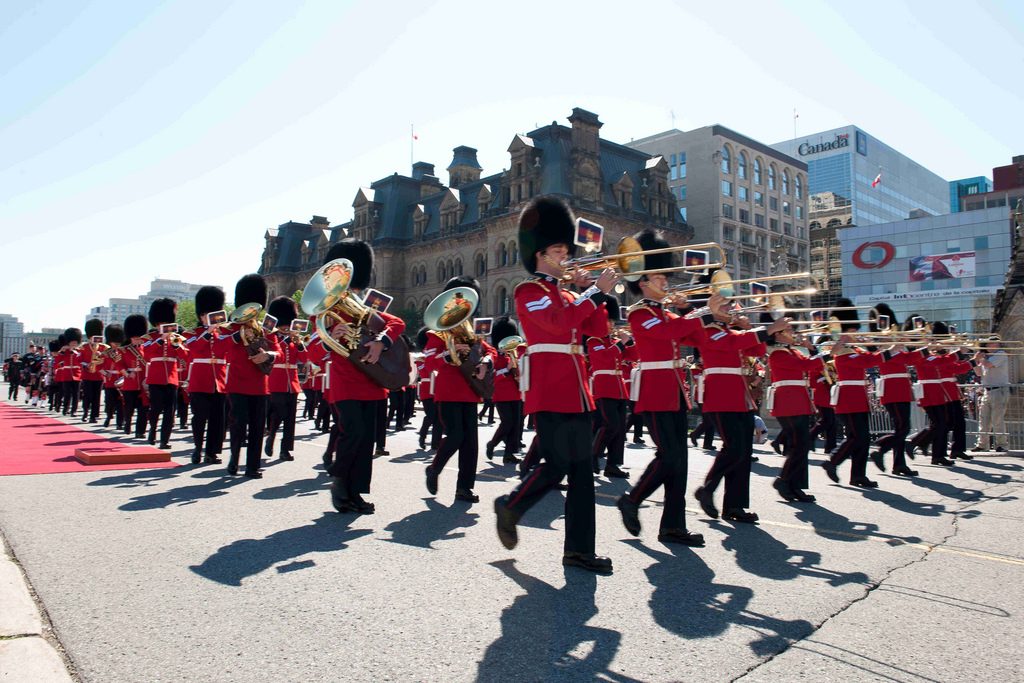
[616,495,641,536]
[850,477,879,488]
[418,435,426,450]
[603,466,629,479]
[870,451,886,472]
[995,446,1007,453]
[330,478,353,513]
[821,461,839,483]
[244,470,262,479]
[892,466,918,477]
[322,453,332,470]
[503,454,521,465]
[494,496,519,549]
[592,458,600,475]
[280,451,294,461]
[226,464,238,476]
[562,553,613,574]
[952,451,973,460]
[791,489,816,503]
[158,442,171,450]
[658,529,705,546]
[204,456,222,464]
[455,488,479,503]
[689,434,698,448]
[694,486,718,519]
[375,447,390,457]
[485,442,495,460]
[771,440,782,455]
[351,495,375,514]
[772,478,796,502]
[425,465,439,495]
[263,438,274,457]
[554,482,569,491]
[723,509,759,523]
[970,445,985,453]
[191,450,201,465]
[932,457,954,466]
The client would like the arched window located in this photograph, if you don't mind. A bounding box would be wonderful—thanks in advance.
[827,218,843,229]
[809,221,821,230]
[496,287,509,315]
[499,244,508,267]
[437,262,444,283]
[753,158,762,185]
[446,259,454,281]
[509,241,518,265]
[455,259,463,276]
[721,145,731,174]
[737,152,747,180]
[768,164,777,191]
[782,169,790,195]
[795,175,803,200]
[475,253,486,277]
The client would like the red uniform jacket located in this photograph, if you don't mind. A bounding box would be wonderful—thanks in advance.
[117,344,148,392]
[101,348,124,389]
[915,351,972,406]
[514,276,606,415]
[78,344,106,382]
[810,366,832,409]
[831,349,882,414]
[214,326,279,396]
[877,350,922,405]
[627,301,705,413]
[767,346,824,417]
[142,333,188,386]
[587,336,636,401]
[184,327,227,394]
[57,349,81,382]
[696,323,768,413]
[492,351,522,403]
[268,335,306,394]
[424,333,497,404]
[324,308,405,403]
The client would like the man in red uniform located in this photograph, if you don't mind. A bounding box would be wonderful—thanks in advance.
[318,240,406,514]
[494,196,617,574]
[587,293,635,479]
[184,286,228,465]
[910,321,974,467]
[265,296,306,462]
[143,298,188,450]
[100,324,125,429]
[119,315,150,439]
[615,230,708,544]
[78,319,106,424]
[869,305,921,477]
[485,317,524,464]
[59,327,83,416]
[694,288,787,523]
[425,276,496,503]
[415,327,441,452]
[218,274,278,478]
[808,359,837,454]
[766,326,824,501]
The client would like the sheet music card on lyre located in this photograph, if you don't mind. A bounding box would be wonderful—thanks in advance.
[362,289,393,313]
[575,218,604,254]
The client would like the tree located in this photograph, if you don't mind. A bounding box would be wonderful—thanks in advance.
[176,300,198,329]
[395,306,423,339]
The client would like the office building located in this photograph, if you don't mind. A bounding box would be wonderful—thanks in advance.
[960,155,1024,214]
[86,279,203,325]
[950,176,992,213]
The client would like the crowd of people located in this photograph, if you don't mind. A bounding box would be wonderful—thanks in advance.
[2,194,1013,574]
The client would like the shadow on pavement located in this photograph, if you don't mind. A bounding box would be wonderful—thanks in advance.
[190,513,371,586]
[476,559,639,683]
[252,474,330,500]
[857,487,946,517]
[119,474,249,511]
[383,498,479,549]
[791,504,923,545]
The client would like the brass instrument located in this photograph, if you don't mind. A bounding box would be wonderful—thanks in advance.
[87,340,110,373]
[559,238,727,282]
[663,270,815,300]
[424,287,494,399]
[498,334,525,374]
[228,302,274,375]
[300,258,411,389]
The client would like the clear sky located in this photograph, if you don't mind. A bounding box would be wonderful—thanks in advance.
[2,0,1021,332]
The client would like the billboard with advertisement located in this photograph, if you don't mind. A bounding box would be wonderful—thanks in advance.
[908,252,975,282]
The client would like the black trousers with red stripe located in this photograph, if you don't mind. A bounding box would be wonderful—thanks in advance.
[591,398,627,468]
[190,392,225,458]
[776,414,811,490]
[948,399,967,455]
[876,402,911,469]
[329,399,375,495]
[702,411,755,511]
[266,392,298,453]
[627,401,690,532]
[810,406,838,453]
[829,411,869,482]
[488,400,523,454]
[504,412,595,555]
[431,401,479,491]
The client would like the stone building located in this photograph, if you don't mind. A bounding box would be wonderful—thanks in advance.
[259,108,691,328]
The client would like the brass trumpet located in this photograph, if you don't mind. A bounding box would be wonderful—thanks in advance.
[559,238,727,282]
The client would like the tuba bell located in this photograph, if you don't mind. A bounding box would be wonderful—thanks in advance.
[300,258,411,390]
[498,334,525,374]
[230,302,274,374]
[424,287,494,399]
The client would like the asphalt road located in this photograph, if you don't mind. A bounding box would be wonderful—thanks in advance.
[1,393,1021,682]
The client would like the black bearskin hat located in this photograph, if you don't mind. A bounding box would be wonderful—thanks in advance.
[195,286,225,317]
[63,327,83,344]
[148,298,177,327]
[104,323,125,345]
[443,275,481,297]
[902,312,924,332]
[625,229,673,295]
[84,318,104,338]
[831,298,860,333]
[48,339,61,353]
[868,303,899,333]
[518,196,577,274]
[234,274,267,309]
[416,327,430,352]
[267,296,298,327]
[323,239,374,291]
[124,314,148,339]
[931,320,949,336]
[491,316,519,346]
[593,292,621,323]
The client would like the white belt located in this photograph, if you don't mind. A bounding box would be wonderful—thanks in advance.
[592,369,622,376]
[878,373,910,400]
[639,360,685,371]
[917,379,945,384]
[697,367,746,405]
[273,363,298,369]
[150,357,175,362]
[766,380,809,412]
[527,343,585,355]
[192,358,226,365]
[830,379,867,406]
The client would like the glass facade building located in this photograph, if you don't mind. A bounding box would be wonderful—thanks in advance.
[839,206,1012,332]
[949,176,993,213]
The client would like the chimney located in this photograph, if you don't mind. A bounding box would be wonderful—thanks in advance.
[412,162,435,180]
[447,146,482,188]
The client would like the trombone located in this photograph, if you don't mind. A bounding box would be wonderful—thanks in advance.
[559,238,727,283]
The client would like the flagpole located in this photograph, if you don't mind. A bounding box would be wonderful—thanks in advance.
[410,123,414,172]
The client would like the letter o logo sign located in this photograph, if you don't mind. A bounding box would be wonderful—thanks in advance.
[852,241,895,269]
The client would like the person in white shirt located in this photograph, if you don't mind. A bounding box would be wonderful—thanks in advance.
[972,339,1010,453]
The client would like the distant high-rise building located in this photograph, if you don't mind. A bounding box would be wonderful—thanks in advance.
[960,155,1024,215]
[0,313,27,358]
[949,176,992,213]
[86,279,203,325]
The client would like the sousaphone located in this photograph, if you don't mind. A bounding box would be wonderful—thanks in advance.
[423,287,494,400]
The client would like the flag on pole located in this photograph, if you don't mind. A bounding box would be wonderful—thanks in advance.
[871,172,882,188]
[793,108,799,120]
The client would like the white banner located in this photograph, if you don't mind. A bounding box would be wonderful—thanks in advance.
[854,286,999,304]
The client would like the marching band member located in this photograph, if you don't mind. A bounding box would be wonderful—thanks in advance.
[766,324,824,502]
[494,196,616,573]
[49,337,64,412]
[821,304,884,488]
[59,328,83,416]
[869,305,921,477]
[587,294,635,479]
[321,239,405,514]
[910,321,972,466]
[693,284,786,523]
[415,327,441,452]
[143,298,188,450]
[808,359,838,454]
[100,324,125,429]
[485,316,524,464]
[616,229,708,544]
[185,286,228,465]
[688,356,717,451]
[265,296,306,462]
[119,315,150,439]
[79,319,106,424]
[424,276,496,503]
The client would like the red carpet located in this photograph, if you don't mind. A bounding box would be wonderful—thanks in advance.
[0,402,179,476]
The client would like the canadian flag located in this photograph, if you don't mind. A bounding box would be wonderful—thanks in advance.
[871,172,881,188]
